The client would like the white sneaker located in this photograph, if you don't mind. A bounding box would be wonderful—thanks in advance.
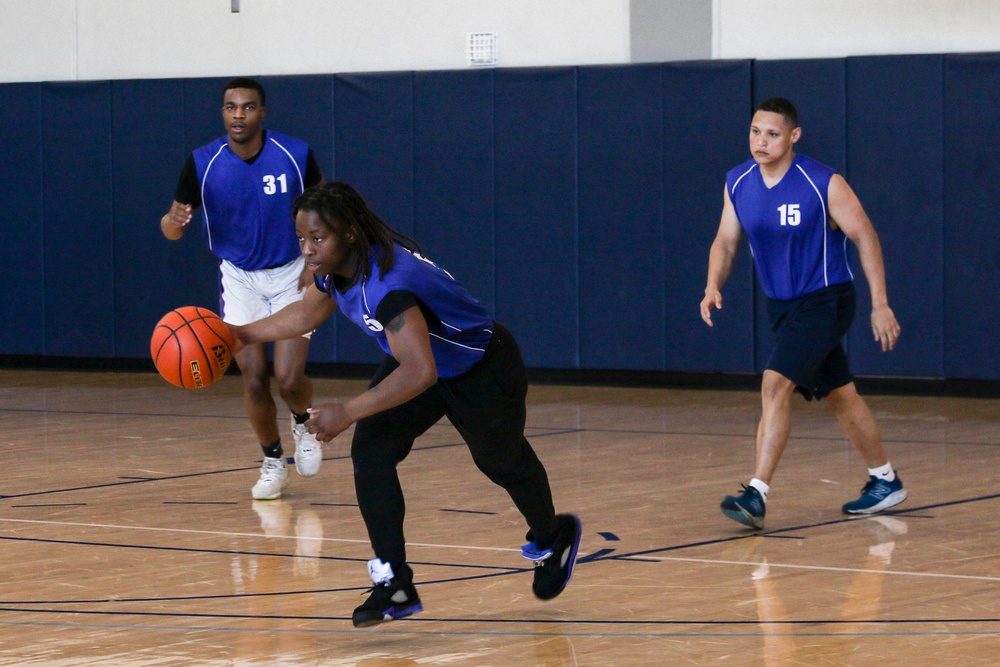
[291,417,323,477]
[251,456,289,500]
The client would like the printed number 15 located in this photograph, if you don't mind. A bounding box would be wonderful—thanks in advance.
[778,203,800,226]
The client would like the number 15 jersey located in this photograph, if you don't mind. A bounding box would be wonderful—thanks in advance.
[726,154,853,300]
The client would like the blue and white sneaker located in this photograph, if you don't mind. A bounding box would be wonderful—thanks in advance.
[720,484,766,529]
[522,514,582,600]
[352,559,423,628]
[842,473,907,514]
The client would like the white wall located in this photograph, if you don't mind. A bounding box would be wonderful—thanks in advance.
[715,0,1000,60]
[2,0,1000,84]
[0,0,631,83]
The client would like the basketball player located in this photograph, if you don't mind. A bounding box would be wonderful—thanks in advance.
[700,97,907,529]
[228,181,582,628]
[161,77,324,500]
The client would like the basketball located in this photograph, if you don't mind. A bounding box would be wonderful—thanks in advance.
[151,306,234,389]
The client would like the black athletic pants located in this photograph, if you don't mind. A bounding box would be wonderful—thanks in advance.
[351,321,558,568]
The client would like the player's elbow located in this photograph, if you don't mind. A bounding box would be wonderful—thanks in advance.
[415,362,438,391]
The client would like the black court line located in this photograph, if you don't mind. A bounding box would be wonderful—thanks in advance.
[440,508,497,515]
[4,490,999,607]
[0,552,526,606]
[162,501,239,505]
[10,503,87,508]
[0,430,574,501]
[8,403,998,449]
[593,492,1000,562]
[1,606,998,633]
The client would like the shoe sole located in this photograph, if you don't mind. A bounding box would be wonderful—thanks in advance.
[843,488,908,515]
[721,504,764,530]
[352,602,423,628]
[534,513,582,601]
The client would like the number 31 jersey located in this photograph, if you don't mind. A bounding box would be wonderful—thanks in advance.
[192,130,310,271]
[726,154,853,300]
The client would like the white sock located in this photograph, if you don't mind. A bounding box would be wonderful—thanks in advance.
[749,478,770,501]
[869,463,895,482]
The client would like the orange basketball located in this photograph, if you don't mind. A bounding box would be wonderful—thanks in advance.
[151,306,234,389]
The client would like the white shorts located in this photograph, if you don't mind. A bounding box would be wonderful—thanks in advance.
[219,257,312,338]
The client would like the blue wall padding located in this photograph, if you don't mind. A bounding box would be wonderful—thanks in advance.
[846,55,945,377]
[412,69,496,311]
[41,82,116,357]
[493,67,580,368]
[661,61,756,372]
[0,84,45,354]
[577,64,666,370]
[943,53,1000,379]
[1,55,998,380]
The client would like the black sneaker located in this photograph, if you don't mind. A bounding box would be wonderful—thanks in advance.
[720,484,766,529]
[521,514,582,600]
[351,560,423,628]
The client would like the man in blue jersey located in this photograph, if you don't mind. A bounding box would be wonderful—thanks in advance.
[700,97,906,530]
[161,77,324,501]
[229,182,582,628]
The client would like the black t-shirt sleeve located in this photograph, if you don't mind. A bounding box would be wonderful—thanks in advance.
[305,149,323,188]
[375,290,421,329]
[173,154,201,208]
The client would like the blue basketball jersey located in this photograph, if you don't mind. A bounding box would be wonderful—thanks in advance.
[192,131,310,271]
[317,246,494,377]
[726,154,853,300]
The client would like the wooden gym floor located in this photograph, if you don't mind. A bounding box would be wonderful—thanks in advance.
[1,368,998,665]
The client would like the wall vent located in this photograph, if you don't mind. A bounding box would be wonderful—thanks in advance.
[467,32,498,67]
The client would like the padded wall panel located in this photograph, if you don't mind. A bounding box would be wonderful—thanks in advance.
[331,72,415,364]
[0,83,45,354]
[576,64,665,370]
[662,60,755,372]
[412,70,496,309]
[847,55,944,377]
[260,75,335,176]
[943,54,1000,379]
[41,82,115,357]
[494,68,579,368]
[751,59,848,372]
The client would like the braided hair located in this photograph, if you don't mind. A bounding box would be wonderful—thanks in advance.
[292,182,423,288]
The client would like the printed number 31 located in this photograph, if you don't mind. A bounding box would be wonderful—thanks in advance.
[778,203,800,226]
[263,174,288,195]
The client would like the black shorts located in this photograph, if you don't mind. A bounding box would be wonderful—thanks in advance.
[765,282,856,401]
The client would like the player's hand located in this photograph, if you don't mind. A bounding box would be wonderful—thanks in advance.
[305,403,353,442]
[226,324,246,355]
[871,305,900,352]
[700,289,723,327]
[166,202,193,229]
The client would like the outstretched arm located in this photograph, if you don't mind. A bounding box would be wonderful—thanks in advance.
[827,174,900,351]
[230,283,337,348]
[304,305,438,442]
[701,185,744,327]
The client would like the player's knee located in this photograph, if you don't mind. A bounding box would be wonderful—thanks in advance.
[241,372,270,398]
[761,371,795,402]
